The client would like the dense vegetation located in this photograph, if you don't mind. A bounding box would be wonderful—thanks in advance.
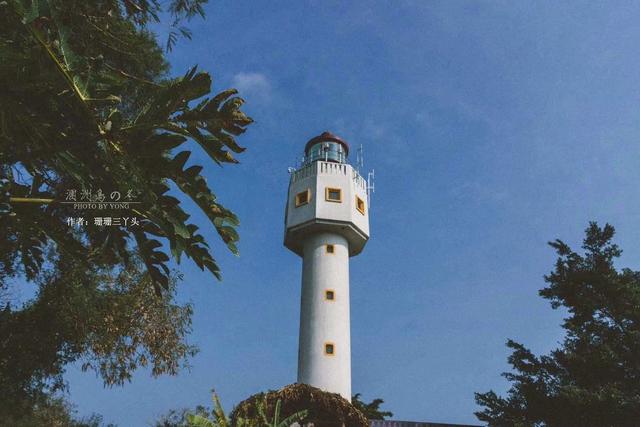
[156,387,392,426]
[476,223,640,426]
[352,392,393,420]
[0,0,252,423]
[230,383,370,427]
[155,391,308,427]
[1,0,251,295]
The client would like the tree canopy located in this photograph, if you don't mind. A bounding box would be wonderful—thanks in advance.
[1,0,252,295]
[351,393,393,420]
[0,0,253,422]
[475,222,640,426]
[0,257,195,416]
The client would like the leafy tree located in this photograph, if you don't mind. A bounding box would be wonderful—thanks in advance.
[0,0,252,421]
[352,393,393,420]
[475,222,640,426]
[0,256,195,421]
[0,393,115,427]
[1,0,252,295]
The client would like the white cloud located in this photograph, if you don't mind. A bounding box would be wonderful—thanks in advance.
[362,118,386,140]
[231,72,272,103]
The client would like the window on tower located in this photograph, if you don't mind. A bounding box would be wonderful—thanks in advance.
[324,343,335,356]
[325,187,342,202]
[295,189,310,207]
[325,289,335,301]
[326,244,335,254]
[356,196,366,215]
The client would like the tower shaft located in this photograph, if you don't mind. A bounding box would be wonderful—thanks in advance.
[297,232,351,400]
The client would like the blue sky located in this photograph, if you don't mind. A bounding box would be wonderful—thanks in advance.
[66,1,640,425]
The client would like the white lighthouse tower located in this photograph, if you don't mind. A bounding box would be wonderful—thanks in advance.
[284,131,370,401]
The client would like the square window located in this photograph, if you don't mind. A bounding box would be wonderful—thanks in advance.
[325,187,342,202]
[295,189,310,207]
[324,343,335,356]
[325,290,335,300]
[356,196,366,215]
[326,244,335,254]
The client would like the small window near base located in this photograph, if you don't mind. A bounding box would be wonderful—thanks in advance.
[295,189,310,207]
[325,290,335,301]
[325,244,335,254]
[324,343,335,356]
[356,196,366,215]
[325,187,342,202]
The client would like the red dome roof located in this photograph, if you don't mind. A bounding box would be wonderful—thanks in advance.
[304,131,350,156]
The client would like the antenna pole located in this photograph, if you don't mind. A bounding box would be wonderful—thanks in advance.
[367,169,375,206]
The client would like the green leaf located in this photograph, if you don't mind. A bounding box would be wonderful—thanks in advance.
[171,150,191,170]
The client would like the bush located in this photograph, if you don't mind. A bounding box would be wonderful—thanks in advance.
[230,383,369,427]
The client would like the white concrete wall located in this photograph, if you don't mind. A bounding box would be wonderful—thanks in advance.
[297,232,352,401]
[285,162,369,239]
[314,163,369,237]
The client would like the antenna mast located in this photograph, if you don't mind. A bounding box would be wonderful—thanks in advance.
[356,144,364,172]
[367,169,375,205]
[357,144,375,206]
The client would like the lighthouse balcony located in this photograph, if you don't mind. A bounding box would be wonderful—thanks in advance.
[290,161,368,192]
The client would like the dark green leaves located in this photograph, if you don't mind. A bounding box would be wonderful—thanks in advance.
[0,0,236,418]
[1,0,252,294]
[475,223,640,426]
[351,393,393,420]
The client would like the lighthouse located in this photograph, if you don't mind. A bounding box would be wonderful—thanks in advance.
[284,131,370,401]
